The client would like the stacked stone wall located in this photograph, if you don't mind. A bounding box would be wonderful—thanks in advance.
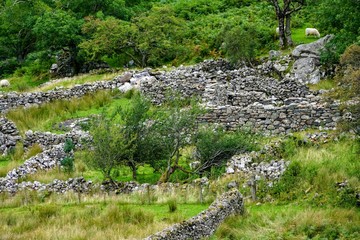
[145,189,244,240]
[139,59,340,134]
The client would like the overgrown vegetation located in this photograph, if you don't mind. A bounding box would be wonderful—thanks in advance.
[2,0,358,85]
[1,0,359,238]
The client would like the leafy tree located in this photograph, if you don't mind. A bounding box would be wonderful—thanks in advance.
[155,96,204,183]
[0,0,43,68]
[133,6,190,66]
[80,6,190,67]
[113,93,167,180]
[88,114,134,180]
[193,127,257,176]
[316,0,360,64]
[33,9,83,73]
[222,26,259,65]
[79,16,137,66]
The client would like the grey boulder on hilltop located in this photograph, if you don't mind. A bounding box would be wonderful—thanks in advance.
[291,35,334,84]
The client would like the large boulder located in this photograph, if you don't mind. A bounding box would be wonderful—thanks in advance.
[291,35,334,84]
[292,34,334,59]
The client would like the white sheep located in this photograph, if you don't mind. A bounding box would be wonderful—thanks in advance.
[0,79,10,87]
[305,28,320,38]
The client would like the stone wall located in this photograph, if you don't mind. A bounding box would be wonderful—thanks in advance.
[0,117,21,154]
[0,81,118,113]
[1,57,341,134]
[140,59,341,134]
[24,128,91,150]
[145,189,244,240]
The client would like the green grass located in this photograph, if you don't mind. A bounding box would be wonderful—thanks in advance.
[213,203,360,239]
[309,78,337,91]
[291,27,321,45]
[5,90,132,134]
[0,197,209,240]
[3,71,121,93]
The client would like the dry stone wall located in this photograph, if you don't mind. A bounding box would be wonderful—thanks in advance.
[140,59,340,134]
[145,189,244,240]
[0,117,21,154]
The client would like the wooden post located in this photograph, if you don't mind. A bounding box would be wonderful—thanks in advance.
[146,184,151,204]
[250,175,257,201]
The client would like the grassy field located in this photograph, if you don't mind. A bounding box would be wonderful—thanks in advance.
[0,195,209,240]
[213,203,360,239]
[5,90,132,135]
[1,66,359,239]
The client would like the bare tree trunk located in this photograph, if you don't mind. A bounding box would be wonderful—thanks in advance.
[278,16,286,49]
[285,15,294,46]
[129,161,137,181]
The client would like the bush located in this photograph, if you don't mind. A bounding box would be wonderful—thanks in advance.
[60,156,74,174]
[271,161,302,201]
[222,26,259,65]
[167,199,178,213]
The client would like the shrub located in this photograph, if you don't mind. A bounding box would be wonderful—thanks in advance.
[167,199,178,213]
[222,26,259,65]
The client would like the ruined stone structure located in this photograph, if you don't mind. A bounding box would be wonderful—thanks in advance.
[140,59,340,134]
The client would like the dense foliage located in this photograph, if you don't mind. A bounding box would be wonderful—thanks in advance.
[1,0,358,80]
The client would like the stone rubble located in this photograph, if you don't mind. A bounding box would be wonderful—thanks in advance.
[226,152,289,182]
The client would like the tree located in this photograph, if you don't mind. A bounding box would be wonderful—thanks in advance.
[33,9,83,74]
[268,0,305,48]
[155,96,204,183]
[80,6,190,67]
[79,16,138,66]
[222,26,259,65]
[114,93,167,180]
[0,0,42,65]
[193,127,257,176]
[316,0,360,64]
[88,114,134,180]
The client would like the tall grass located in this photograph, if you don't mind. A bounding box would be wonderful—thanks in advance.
[213,204,360,239]
[6,90,130,134]
[263,135,360,207]
[0,143,42,177]
[33,72,121,92]
[0,195,208,240]
[4,71,120,93]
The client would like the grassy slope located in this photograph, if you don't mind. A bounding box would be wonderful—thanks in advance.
[213,203,360,239]
[0,198,208,240]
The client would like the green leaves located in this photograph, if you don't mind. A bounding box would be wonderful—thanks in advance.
[33,10,83,50]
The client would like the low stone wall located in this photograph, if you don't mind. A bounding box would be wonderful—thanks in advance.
[0,143,67,194]
[24,129,91,150]
[145,189,244,240]
[200,100,340,134]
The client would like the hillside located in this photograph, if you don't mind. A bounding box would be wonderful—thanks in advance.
[0,0,359,239]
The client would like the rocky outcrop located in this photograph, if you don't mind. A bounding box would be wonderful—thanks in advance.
[291,35,334,84]
[145,189,244,240]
